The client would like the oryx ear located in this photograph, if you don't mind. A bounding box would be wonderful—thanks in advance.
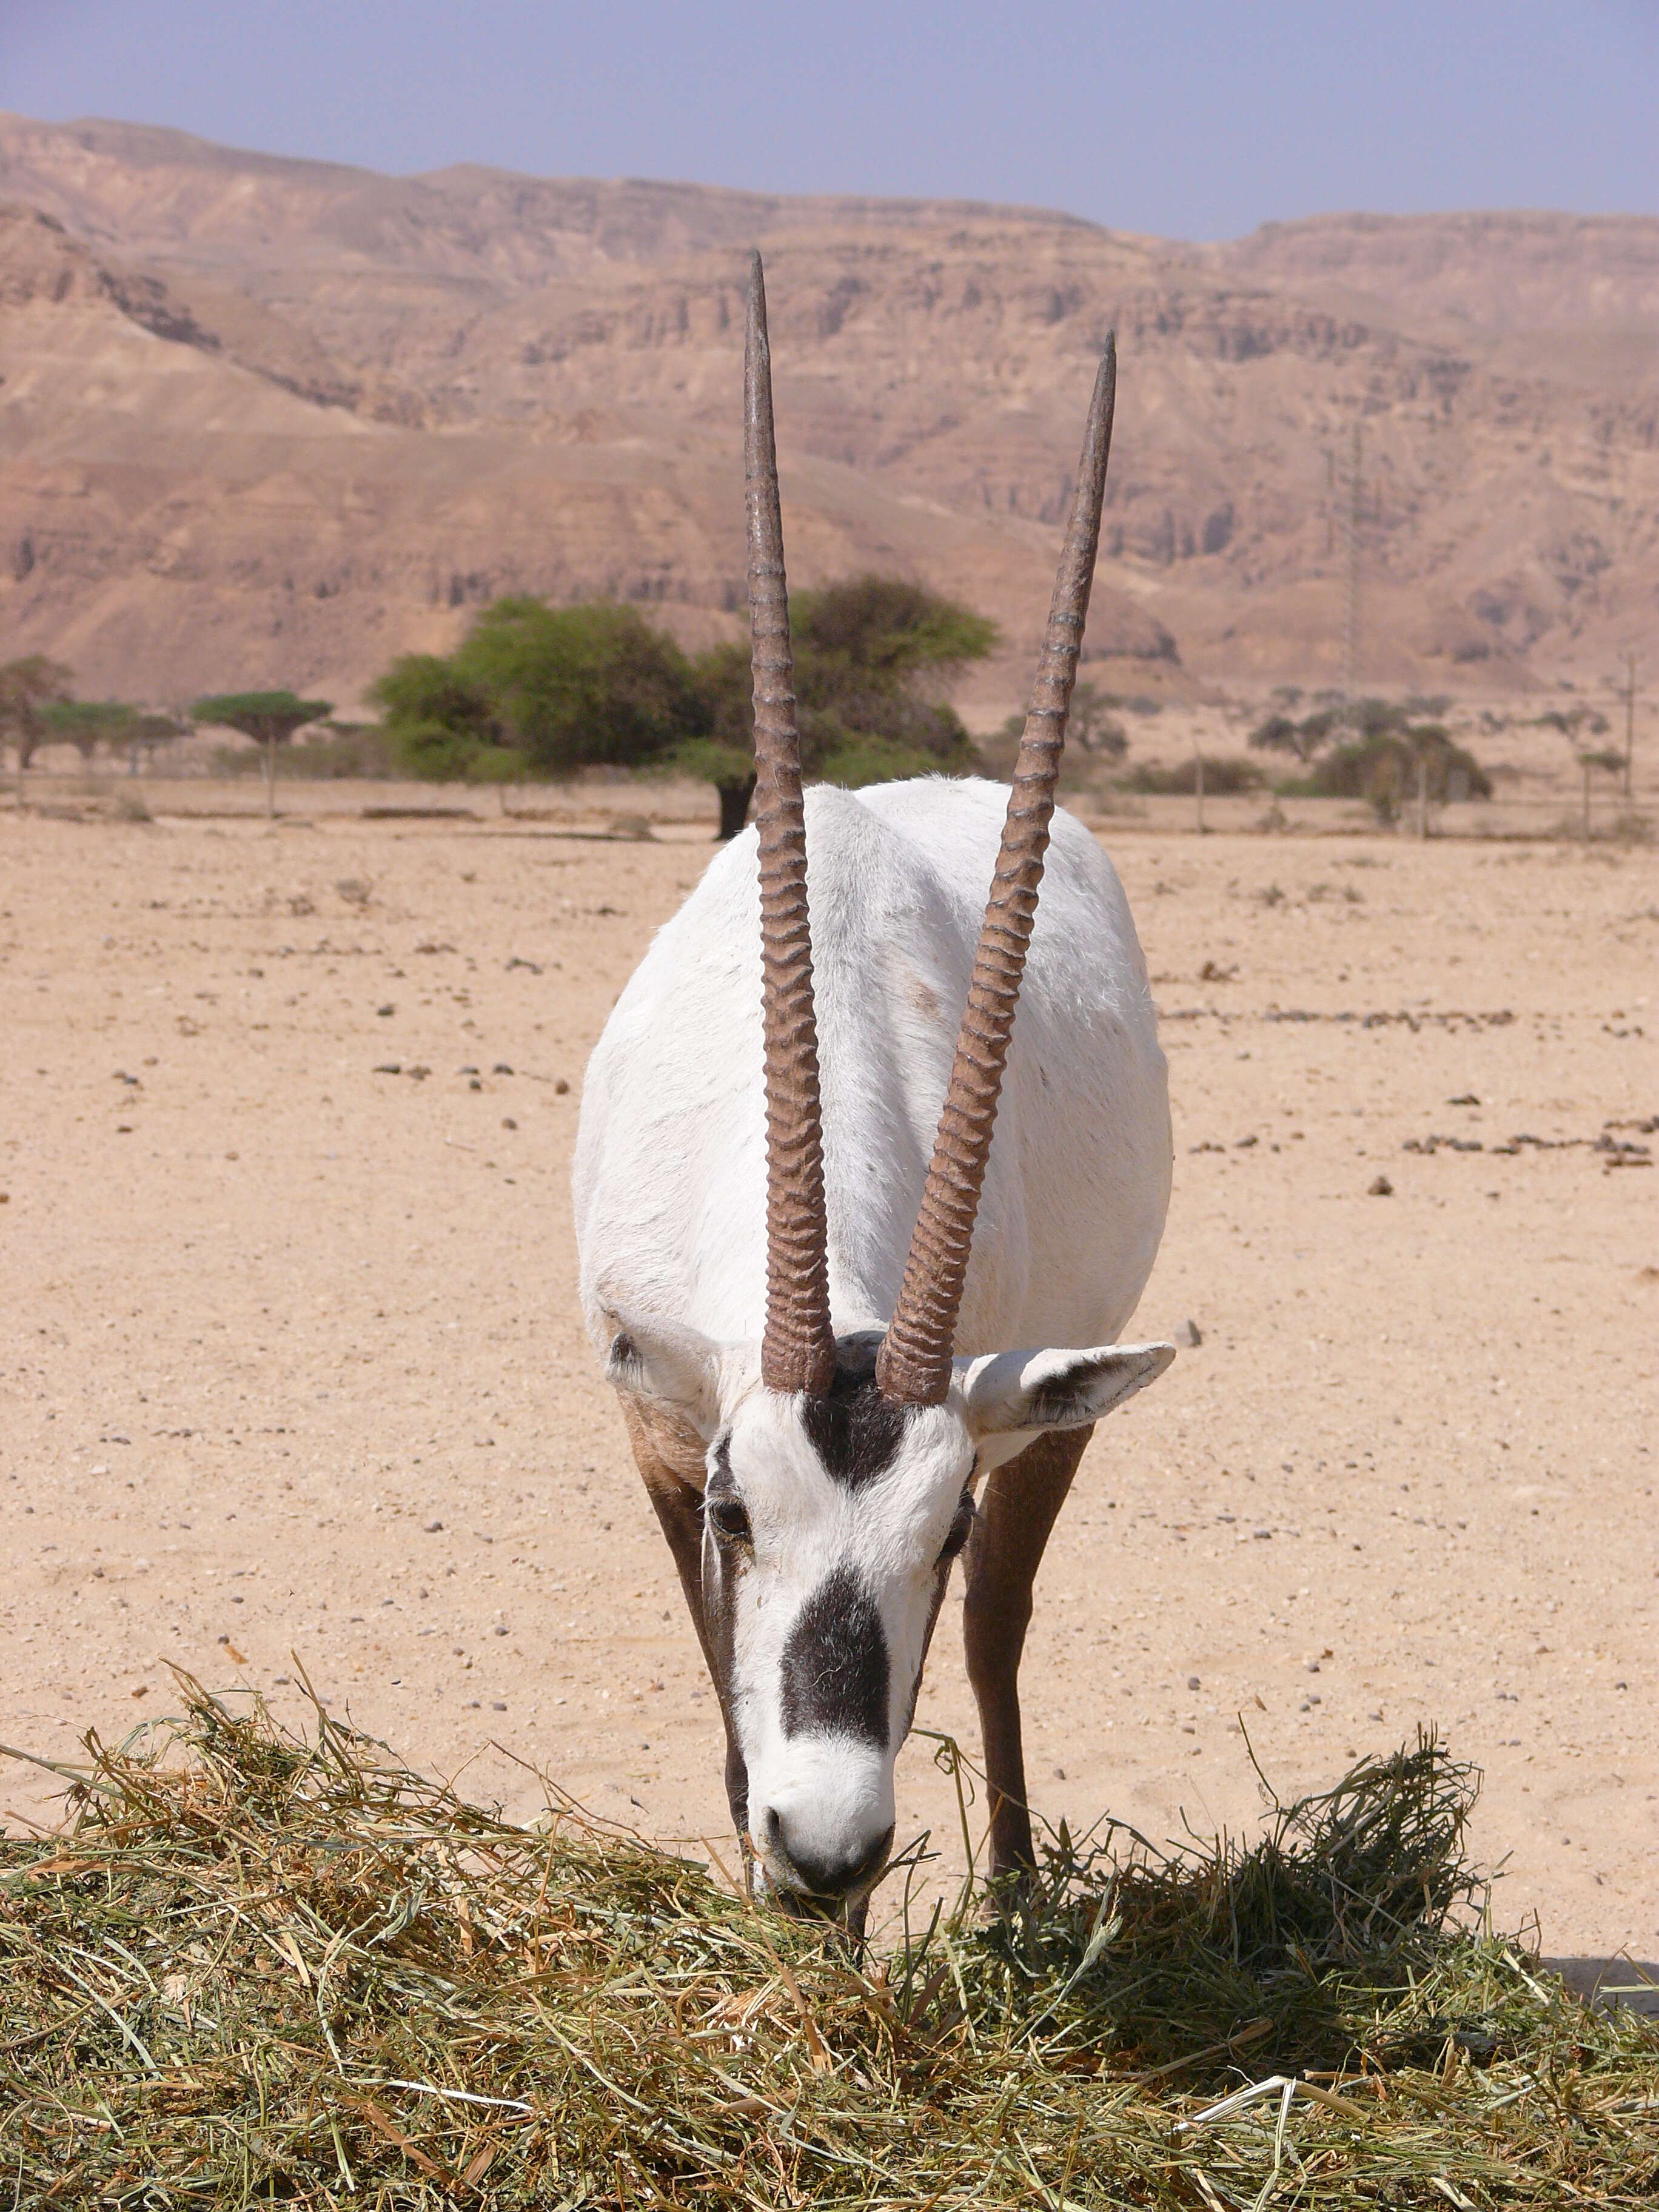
[961,1341,1175,1441]
[601,1307,725,1440]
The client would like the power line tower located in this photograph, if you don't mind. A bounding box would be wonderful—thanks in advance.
[1342,418,1362,719]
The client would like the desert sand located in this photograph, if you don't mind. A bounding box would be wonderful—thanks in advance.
[1,782,1654,1966]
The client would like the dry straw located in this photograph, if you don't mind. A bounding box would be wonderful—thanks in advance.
[2,1677,1654,2207]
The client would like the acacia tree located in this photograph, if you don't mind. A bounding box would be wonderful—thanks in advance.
[122,710,187,774]
[1536,708,1623,837]
[193,691,332,817]
[1248,708,1338,768]
[0,655,74,771]
[42,698,114,763]
[1066,681,1128,758]
[42,699,184,773]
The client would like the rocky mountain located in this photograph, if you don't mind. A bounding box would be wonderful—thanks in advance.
[1,113,1654,712]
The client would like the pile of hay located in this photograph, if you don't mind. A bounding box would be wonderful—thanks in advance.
[2,1681,1654,2207]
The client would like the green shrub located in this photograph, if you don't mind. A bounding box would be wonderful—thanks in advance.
[454,598,701,774]
[1119,754,1265,795]
[373,578,995,833]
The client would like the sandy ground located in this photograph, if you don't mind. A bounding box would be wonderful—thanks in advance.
[2,780,1655,1969]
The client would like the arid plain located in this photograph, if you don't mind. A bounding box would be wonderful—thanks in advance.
[2,784,1654,1966]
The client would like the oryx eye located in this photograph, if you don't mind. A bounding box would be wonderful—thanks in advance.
[706,1495,752,1546]
[939,1491,975,1564]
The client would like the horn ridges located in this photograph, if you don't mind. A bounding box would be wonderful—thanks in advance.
[877,338,1118,1407]
[746,250,836,1399]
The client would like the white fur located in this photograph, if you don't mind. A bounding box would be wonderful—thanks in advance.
[575,777,1170,1357]
[713,1392,969,1891]
[572,776,1173,1889]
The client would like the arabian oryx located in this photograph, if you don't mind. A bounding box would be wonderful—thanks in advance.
[573,253,1173,1924]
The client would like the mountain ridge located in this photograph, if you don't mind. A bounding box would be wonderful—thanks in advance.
[1,114,1654,710]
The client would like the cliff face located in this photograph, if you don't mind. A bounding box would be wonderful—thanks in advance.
[1,113,1655,708]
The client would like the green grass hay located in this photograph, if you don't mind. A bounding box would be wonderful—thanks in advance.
[2,1678,1654,2207]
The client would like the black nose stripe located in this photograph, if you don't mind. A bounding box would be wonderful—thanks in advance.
[778,1565,889,1748]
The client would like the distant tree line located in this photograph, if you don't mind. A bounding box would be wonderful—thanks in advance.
[371,577,996,837]
[1249,698,1491,822]
[0,659,191,772]
[27,628,1619,839]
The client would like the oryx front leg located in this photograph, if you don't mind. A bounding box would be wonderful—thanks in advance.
[961,1423,1094,1881]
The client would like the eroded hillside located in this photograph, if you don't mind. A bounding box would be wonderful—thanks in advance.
[1,113,1654,707]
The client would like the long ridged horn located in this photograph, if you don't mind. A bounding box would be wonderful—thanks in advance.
[877,337,1118,1407]
[746,250,836,1399]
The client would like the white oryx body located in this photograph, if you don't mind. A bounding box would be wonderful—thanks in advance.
[573,776,1172,1903]
[569,263,1169,1920]
[575,777,1168,1392]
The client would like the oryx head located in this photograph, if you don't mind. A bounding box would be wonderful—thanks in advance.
[605,255,1172,1917]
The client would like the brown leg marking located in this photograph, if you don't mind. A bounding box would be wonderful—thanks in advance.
[960,1423,1094,1880]
[617,1398,749,1838]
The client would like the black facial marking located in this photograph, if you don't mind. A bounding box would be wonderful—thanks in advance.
[800,1333,912,1490]
[779,1564,890,1748]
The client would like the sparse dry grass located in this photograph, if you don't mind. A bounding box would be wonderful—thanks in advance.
[2,1681,1655,2207]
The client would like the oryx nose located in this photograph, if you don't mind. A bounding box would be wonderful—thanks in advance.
[762,1806,894,1900]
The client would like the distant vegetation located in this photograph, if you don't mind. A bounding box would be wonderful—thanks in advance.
[42,700,186,771]
[4,638,1540,844]
[1119,754,1265,796]
[203,723,401,782]
[994,679,1127,763]
[0,655,74,770]
[193,692,333,817]
[372,578,996,836]
[1250,700,1491,823]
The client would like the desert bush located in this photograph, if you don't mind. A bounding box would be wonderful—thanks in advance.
[988,679,1125,774]
[1249,695,1427,768]
[1305,729,1492,821]
[285,723,401,779]
[733,574,988,796]
[1534,705,1610,739]
[1119,754,1265,796]
[458,598,701,773]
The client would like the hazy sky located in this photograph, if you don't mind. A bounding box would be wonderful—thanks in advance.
[4,0,1654,241]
